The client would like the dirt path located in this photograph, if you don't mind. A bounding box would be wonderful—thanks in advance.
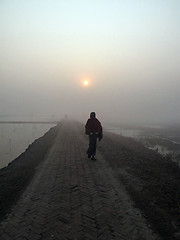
[0,121,160,240]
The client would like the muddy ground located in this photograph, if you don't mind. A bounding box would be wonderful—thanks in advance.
[97,131,180,240]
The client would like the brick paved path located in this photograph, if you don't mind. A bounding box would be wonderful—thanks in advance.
[0,121,160,240]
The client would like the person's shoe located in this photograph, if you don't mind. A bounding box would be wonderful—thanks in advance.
[88,154,91,158]
[91,156,96,161]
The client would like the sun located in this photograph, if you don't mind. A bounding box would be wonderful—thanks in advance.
[83,80,89,86]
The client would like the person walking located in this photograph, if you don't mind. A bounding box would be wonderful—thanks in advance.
[85,112,103,160]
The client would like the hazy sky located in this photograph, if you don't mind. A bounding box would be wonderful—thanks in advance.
[1,0,180,124]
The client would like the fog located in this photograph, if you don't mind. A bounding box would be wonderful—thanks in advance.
[1,0,180,125]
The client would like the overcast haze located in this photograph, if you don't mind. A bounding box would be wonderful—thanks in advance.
[1,0,180,124]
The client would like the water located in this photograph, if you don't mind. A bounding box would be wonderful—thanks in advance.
[105,124,180,166]
[105,126,142,138]
[0,123,56,169]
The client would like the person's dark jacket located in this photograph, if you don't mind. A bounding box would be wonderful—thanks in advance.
[85,118,103,140]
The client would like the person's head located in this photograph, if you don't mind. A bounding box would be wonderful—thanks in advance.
[90,112,96,119]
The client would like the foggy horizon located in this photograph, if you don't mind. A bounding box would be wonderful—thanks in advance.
[1,0,180,125]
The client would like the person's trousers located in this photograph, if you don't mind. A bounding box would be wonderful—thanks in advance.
[87,134,98,157]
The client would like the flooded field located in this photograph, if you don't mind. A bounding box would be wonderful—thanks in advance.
[105,124,180,166]
[0,123,56,169]
[1,121,180,169]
